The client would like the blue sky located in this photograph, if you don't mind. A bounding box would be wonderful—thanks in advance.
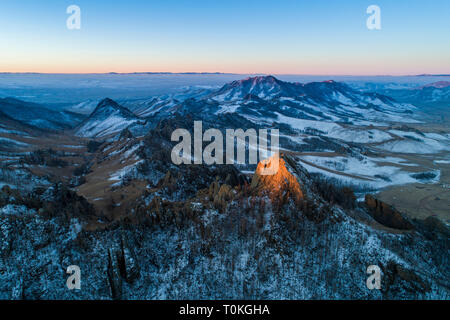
[0,0,449,74]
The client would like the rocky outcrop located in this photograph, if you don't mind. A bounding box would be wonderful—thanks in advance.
[106,235,141,300]
[107,248,122,300]
[251,155,304,205]
[120,236,140,283]
[382,261,431,299]
[365,194,414,230]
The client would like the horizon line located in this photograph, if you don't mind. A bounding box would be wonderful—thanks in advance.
[1,72,450,77]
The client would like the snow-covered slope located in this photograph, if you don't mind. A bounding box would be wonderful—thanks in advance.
[118,86,213,118]
[120,96,180,118]
[75,98,141,138]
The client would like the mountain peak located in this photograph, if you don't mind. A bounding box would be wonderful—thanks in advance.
[96,98,121,109]
[76,98,139,138]
[251,155,304,205]
[228,75,282,87]
[212,75,301,101]
[244,75,279,83]
[91,98,135,117]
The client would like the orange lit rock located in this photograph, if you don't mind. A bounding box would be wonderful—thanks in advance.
[251,155,304,204]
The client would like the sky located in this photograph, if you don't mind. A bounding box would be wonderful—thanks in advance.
[0,0,449,75]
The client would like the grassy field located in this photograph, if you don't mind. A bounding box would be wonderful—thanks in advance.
[377,160,450,223]
[375,119,450,223]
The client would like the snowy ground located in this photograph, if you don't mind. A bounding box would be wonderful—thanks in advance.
[297,154,441,191]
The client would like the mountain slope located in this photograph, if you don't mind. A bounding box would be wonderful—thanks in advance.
[75,98,141,138]
[0,110,40,135]
[0,127,448,299]
[64,99,101,115]
[121,97,180,118]
[0,97,85,130]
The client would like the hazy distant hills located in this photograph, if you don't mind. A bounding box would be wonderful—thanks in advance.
[380,81,450,112]
[418,81,450,89]
[0,97,85,130]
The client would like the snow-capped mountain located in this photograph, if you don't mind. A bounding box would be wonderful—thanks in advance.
[210,76,409,106]
[210,75,305,101]
[0,97,85,130]
[75,98,141,138]
[197,76,416,126]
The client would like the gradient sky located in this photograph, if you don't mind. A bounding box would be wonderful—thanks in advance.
[0,0,449,75]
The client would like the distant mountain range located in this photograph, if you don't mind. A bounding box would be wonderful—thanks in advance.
[61,75,420,139]
[381,81,450,110]
[416,74,450,77]
[417,81,450,89]
[206,76,416,125]
[0,75,421,140]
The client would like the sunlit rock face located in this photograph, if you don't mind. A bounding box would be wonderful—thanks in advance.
[251,155,304,204]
